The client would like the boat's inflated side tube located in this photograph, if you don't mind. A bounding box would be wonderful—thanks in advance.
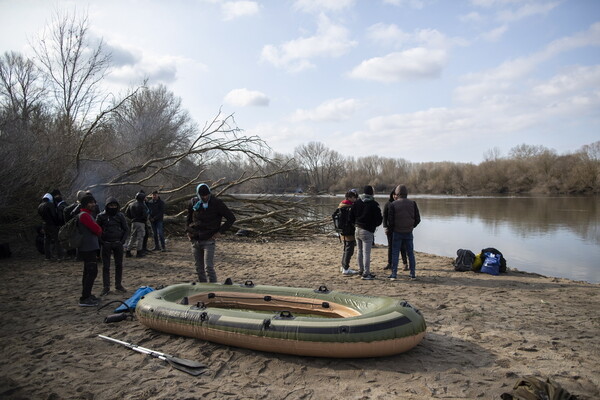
[136,282,426,358]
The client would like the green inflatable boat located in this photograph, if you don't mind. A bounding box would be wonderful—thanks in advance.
[136,280,426,358]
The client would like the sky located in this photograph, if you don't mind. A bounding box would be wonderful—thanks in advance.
[1,0,599,164]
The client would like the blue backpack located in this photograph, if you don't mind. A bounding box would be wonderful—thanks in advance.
[115,286,154,312]
[481,252,501,275]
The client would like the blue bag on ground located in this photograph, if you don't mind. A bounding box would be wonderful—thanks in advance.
[481,252,501,275]
[115,286,154,312]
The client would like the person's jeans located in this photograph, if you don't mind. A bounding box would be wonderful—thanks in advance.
[101,241,124,289]
[391,232,416,278]
[341,239,356,270]
[356,228,374,276]
[193,240,217,282]
[386,230,407,267]
[152,220,165,250]
[80,250,98,299]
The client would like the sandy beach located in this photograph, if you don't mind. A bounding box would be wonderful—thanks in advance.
[0,235,598,399]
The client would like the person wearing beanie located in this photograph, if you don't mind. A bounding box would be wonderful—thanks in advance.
[38,192,62,261]
[96,197,129,296]
[349,185,383,280]
[186,183,236,283]
[77,195,103,306]
[387,184,421,281]
[124,190,149,258]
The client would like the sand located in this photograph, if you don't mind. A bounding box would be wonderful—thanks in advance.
[0,235,598,399]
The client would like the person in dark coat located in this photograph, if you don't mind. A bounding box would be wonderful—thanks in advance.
[383,190,407,271]
[349,185,383,280]
[186,183,236,283]
[387,184,421,281]
[148,190,166,252]
[334,189,359,276]
[77,195,103,307]
[96,197,129,296]
[125,191,149,258]
[38,190,63,261]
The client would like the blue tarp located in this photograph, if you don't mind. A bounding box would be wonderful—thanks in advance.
[115,286,154,313]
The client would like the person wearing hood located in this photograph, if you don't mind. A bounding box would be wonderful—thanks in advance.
[125,190,149,258]
[334,189,360,276]
[96,197,129,296]
[186,183,236,283]
[38,190,62,261]
[349,185,383,280]
[387,184,421,281]
[77,195,103,307]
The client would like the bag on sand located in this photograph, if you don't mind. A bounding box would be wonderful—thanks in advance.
[480,247,507,273]
[481,252,501,275]
[453,249,475,272]
[58,214,83,250]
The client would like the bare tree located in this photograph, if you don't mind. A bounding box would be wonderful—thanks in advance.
[33,10,111,133]
[0,51,46,122]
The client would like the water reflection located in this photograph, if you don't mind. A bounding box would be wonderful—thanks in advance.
[311,195,600,283]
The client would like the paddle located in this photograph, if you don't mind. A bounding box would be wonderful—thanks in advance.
[98,334,207,376]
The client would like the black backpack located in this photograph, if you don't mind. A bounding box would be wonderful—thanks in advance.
[58,213,83,250]
[332,207,352,235]
[453,249,475,272]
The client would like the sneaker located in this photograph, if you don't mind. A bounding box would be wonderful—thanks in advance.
[79,297,99,307]
[388,274,397,281]
[160,248,166,252]
[342,269,358,276]
[361,274,375,280]
[410,276,417,281]
[151,247,160,251]
[115,285,127,293]
[100,287,110,296]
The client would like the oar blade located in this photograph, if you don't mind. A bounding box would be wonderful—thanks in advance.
[167,355,207,369]
[166,358,208,376]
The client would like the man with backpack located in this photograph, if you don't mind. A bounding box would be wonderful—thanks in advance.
[350,185,383,280]
[186,183,236,283]
[332,189,359,276]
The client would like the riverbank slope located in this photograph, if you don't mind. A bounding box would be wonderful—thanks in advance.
[0,235,598,399]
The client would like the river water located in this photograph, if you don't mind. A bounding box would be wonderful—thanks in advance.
[314,195,600,283]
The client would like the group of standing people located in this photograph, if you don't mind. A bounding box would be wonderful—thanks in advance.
[37,189,168,307]
[335,184,421,281]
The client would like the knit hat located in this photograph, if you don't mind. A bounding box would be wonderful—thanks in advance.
[395,185,408,198]
[363,185,374,196]
[76,190,87,202]
[80,195,96,208]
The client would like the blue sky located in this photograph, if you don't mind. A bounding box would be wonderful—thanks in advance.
[1,0,599,163]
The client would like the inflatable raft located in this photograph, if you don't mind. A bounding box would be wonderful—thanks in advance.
[136,280,426,358]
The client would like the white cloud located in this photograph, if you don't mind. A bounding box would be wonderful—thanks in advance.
[221,1,260,21]
[460,11,484,23]
[383,0,426,9]
[224,88,270,107]
[455,22,600,104]
[290,98,360,122]
[261,14,357,72]
[482,25,508,42]
[367,23,411,47]
[348,47,447,82]
[497,1,560,23]
[532,65,600,97]
[293,0,356,13]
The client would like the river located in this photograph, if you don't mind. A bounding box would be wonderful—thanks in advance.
[314,195,600,283]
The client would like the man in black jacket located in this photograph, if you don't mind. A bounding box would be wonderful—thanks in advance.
[387,184,421,281]
[96,197,129,295]
[186,183,236,283]
[349,185,383,280]
[148,190,166,252]
[38,190,62,261]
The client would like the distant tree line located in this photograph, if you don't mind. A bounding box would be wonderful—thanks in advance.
[1,10,598,243]
[216,141,599,195]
